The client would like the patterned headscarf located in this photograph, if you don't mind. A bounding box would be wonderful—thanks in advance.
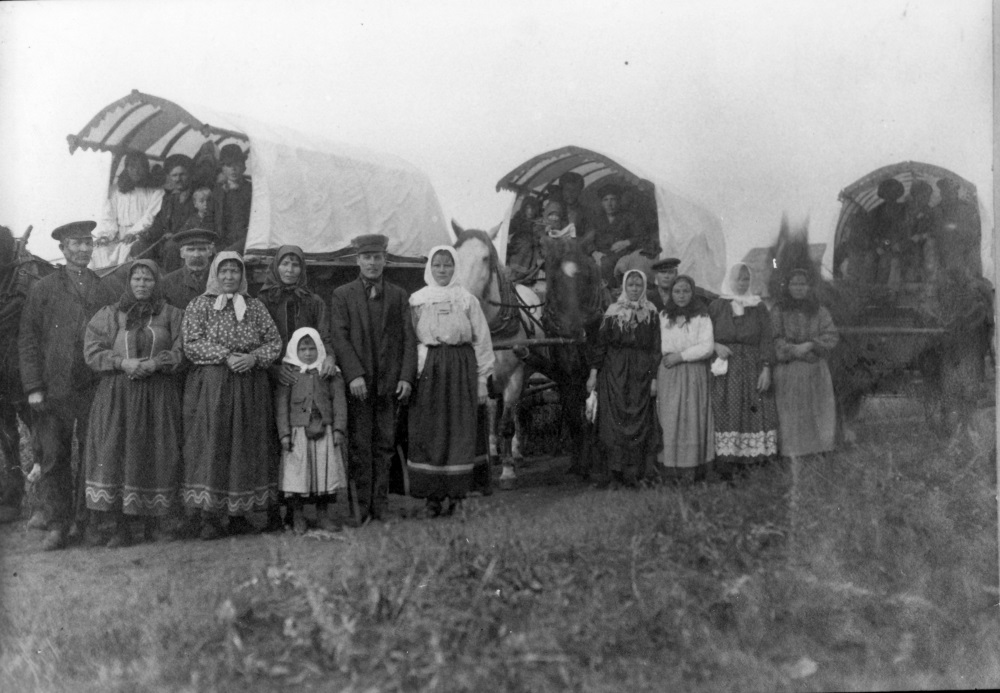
[603,269,656,332]
[720,262,762,316]
[282,326,329,373]
[203,250,249,322]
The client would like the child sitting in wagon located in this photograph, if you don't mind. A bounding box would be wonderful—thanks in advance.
[274,327,347,533]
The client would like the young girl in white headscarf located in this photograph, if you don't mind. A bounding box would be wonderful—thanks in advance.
[586,269,661,487]
[274,327,347,533]
[407,246,494,517]
[708,263,779,479]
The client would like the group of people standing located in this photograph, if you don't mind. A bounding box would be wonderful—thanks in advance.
[587,258,838,488]
[3,222,494,551]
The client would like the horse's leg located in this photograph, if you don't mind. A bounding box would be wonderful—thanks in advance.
[498,368,524,490]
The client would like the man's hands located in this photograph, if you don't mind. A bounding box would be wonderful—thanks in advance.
[349,377,367,400]
[349,377,412,402]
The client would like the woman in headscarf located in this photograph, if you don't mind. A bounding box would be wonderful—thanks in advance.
[771,268,839,459]
[407,245,494,517]
[258,245,337,383]
[181,251,282,539]
[92,152,165,269]
[258,244,338,530]
[586,269,661,488]
[83,259,185,546]
[656,274,715,479]
[708,263,779,479]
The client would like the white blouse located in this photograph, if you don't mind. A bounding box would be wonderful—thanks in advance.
[659,313,714,362]
[411,291,495,387]
[92,186,165,268]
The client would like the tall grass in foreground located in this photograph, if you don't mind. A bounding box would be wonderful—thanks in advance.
[2,415,998,692]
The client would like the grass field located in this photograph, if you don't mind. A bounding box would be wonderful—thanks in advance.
[1,398,997,692]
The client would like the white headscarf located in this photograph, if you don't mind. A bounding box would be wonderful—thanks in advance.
[282,326,329,373]
[409,245,465,306]
[203,250,249,322]
[720,262,761,316]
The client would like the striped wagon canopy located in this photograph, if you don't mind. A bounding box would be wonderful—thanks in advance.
[495,145,645,194]
[833,161,981,269]
[67,90,249,174]
[493,145,727,291]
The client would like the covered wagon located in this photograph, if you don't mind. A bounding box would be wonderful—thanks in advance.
[67,90,450,292]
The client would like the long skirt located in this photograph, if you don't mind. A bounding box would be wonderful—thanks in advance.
[711,343,779,464]
[596,345,660,470]
[280,425,347,497]
[84,372,183,516]
[407,344,482,500]
[773,358,836,456]
[657,361,714,469]
[181,365,278,515]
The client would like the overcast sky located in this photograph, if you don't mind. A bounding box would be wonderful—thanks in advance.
[0,0,992,282]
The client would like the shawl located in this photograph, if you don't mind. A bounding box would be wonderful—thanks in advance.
[409,245,467,306]
[604,268,656,332]
[662,275,708,325]
[203,250,249,322]
[259,245,311,300]
[282,326,328,373]
[117,259,166,330]
[720,262,762,316]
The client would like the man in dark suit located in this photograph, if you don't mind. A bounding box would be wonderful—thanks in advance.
[330,234,417,522]
[161,227,218,309]
[19,221,117,550]
[214,144,252,254]
[647,257,680,311]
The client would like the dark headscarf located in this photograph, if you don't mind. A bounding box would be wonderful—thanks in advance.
[118,259,166,330]
[260,245,311,300]
[662,275,707,323]
[776,268,821,316]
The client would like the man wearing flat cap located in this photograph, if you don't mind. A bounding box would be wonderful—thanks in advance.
[647,257,681,311]
[161,227,218,309]
[19,221,117,550]
[134,154,198,271]
[214,144,253,255]
[330,234,417,523]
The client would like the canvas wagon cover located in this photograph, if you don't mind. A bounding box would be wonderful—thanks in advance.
[495,146,727,291]
[69,91,450,259]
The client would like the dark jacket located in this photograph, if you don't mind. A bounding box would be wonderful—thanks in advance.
[162,265,209,310]
[0,257,50,401]
[214,179,252,252]
[19,267,117,400]
[330,277,417,398]
[274,371,347,437]
[258,289,332,349]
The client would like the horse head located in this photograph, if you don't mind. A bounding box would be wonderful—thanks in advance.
[452,222,498,303]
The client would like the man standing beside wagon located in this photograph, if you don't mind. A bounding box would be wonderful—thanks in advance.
[19,221,117,550]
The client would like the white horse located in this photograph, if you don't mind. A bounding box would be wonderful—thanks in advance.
[451,223,542,489]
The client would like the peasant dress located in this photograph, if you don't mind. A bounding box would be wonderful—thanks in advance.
[708,299,779,466]
[180,295,282,514]
[771,305,839,456]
